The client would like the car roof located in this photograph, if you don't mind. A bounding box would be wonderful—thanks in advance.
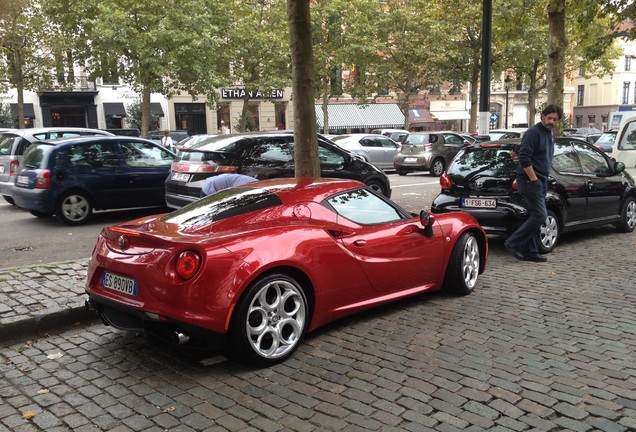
[242,177,366,204]
[1,127,115,138]
[30,136,159,146]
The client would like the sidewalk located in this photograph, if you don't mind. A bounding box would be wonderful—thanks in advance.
[0,259,97,342]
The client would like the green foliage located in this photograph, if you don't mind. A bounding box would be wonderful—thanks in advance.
[0,102,16,128]
[126,99,159,132]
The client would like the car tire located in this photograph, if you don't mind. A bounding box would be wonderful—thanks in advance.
[365,179,387,196]
[29,210,53,218]
[396,167,409,176]
[3,195,15,205]
[443,231,480,295]
[229,273,309,366]
[539,210,559,254]
[429,158,445,177]
[56,191,93,226]
[616,196,636,233]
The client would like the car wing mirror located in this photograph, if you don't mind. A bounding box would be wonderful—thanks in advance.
[420,210,436,237]
[614,161,625,174]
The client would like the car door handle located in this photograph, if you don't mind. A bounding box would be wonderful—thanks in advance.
[353,240,367,247]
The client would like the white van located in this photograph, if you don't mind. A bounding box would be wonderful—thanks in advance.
[612,111,636,178]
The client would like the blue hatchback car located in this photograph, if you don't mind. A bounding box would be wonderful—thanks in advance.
[12,136,175,225]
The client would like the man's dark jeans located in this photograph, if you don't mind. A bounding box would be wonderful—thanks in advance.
[506,177,547,257]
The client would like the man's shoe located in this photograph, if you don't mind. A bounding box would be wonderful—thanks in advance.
[525,255,548,263]
[504,242,525,261]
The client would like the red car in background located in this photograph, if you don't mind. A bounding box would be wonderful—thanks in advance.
[85,178,488,365]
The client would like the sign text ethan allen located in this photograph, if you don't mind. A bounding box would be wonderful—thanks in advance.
[222,88,284,99]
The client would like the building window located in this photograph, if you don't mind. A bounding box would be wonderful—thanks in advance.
[577,85,584,106]
[626,56,632,72]
[622,82,631,104]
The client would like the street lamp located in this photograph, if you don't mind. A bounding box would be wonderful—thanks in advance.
[504,75,512,129]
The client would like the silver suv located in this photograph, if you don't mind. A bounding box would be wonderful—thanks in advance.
[0,127,114,204]
[393,132,471,176]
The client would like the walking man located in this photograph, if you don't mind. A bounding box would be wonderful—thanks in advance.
[504,104,563,263]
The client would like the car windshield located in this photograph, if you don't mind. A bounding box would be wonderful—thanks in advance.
[21,143,55,168]
[448,146,517,181]
[160,187,281,227]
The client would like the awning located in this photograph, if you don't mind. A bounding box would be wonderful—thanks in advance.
[103,102,127,118]
[10,103,36,118]
[150,102,165,117]
[430,110,471,121]
[315,103,405,130]
[408,108,436,124]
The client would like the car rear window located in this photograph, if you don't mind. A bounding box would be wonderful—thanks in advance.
[161,187,281,227]
[21,143,55,168]
[404,134,437,144]
[448,146,517,180]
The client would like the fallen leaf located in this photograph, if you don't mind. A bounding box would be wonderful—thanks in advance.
[37,389,49,395]
[22,410,36,420]
[162,406,176,412]
[548,271,556,276]
[46,352,63,360]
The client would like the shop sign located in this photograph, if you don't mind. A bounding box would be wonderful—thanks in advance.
[222,88,283,99]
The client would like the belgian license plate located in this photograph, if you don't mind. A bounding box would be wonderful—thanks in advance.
[16,175,29,185]
[171,172,190,182]
[102,272,138,296]
[404,157,417,163]
[462,198,497,208]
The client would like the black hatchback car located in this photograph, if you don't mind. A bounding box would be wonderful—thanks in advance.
[431,137,636,253]
[165,132,392,209]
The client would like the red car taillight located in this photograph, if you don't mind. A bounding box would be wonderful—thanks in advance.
[35,170,51,189]
[9,160,19,176]
[176,251,202,280]
[440,173,452,190]
[512,178,518,191]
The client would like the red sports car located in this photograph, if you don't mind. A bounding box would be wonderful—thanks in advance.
[85,178,488,365]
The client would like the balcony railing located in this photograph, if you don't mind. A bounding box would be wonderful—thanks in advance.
[38,76,96,92]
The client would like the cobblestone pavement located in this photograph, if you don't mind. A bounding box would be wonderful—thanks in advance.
[1,227,635,431]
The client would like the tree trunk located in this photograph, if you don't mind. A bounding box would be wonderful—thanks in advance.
[288,0,320,178]
[546,0,566,135]
[322,95,329,134]
[141,86,151,136]
[240,92,250,132]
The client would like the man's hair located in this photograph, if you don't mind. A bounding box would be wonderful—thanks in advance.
[542,104,563,119]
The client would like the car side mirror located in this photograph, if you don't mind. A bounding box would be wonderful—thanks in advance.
[463,140,471,146]
[420,210,436,237]
[614,161,625,174]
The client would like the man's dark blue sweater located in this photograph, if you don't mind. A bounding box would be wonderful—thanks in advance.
[516,122,555,181]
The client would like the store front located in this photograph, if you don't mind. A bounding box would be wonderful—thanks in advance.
[39,92,99,129]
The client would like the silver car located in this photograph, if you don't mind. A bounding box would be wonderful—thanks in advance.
[393,132,471,176]
[0,127,114,205]
[330,133,400,171]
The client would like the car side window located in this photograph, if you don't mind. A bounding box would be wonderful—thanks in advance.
[571,142,610,175]
[442,134,463,145]
[324,188,403,225]
[617,121,636,150]
[51,132,82,139]
[120,141,173,167]
[316,143,346,165]
[378,137,397,148]
[360,138,377,148]
[249,138,293,163]
[16,138,32,156]
[551,142,581,174]
[67,142,119,168]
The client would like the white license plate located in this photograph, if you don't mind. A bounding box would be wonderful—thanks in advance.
[403,157,417,163]
[171,172,190,182]
[462,198,497,208]
[102,272,138,296]
[0,165,4,173]
[16,175,29,185]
